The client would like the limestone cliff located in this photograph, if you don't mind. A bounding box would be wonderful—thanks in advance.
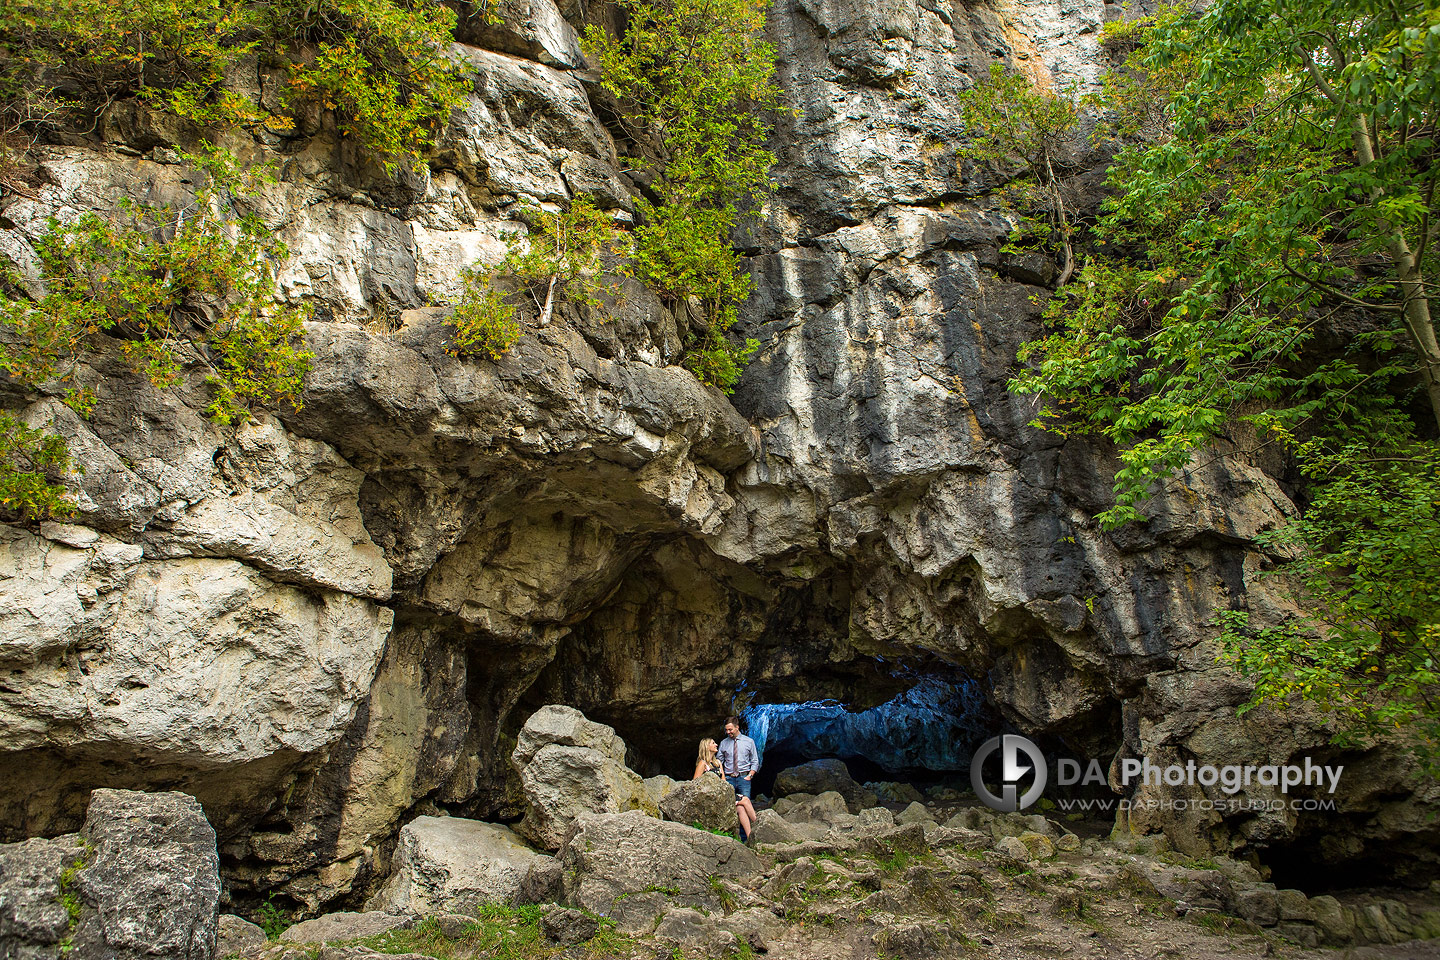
[0,0,1434,915]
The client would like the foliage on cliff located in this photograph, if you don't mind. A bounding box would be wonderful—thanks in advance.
[1007,0,1440,751]
[0,0,468,164]
[581,0,777,390]
[0,151,312,520]
[450,197,628,360]
[955,64,1080,285]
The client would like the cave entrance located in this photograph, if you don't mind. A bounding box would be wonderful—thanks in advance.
[738,674,998,796]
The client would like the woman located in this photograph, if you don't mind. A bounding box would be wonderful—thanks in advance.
[694,738,758,841]
[693,738,724,781]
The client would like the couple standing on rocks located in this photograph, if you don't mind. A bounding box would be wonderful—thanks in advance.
[693,715,761,841]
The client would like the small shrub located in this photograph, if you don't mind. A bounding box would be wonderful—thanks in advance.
[0,0,472,166]
[255,894,289,941]
[447,277,522,360]
[449,196,627,361]
[0,413,75,521]
[583,0,780,389]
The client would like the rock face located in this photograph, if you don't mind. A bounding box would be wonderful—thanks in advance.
[366,816,554,915]
[511,706,658,850]
[0,789,221,960]
[0,0,1435,915]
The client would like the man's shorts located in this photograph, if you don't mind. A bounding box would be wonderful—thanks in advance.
[726,774,753,799]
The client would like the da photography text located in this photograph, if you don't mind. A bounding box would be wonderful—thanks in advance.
[969,734,1345,814]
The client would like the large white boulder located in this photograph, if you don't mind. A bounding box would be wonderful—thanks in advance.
[511,706,657,849]
[366,816,554,915]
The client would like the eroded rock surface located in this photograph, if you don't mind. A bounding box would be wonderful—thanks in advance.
[0,789,221,960]
[558,811,762,930]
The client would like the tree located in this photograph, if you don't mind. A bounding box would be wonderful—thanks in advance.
[954,63,1081,285]
[449,196,628,359]
[582,0,778,391]
[1008,0,1440,751]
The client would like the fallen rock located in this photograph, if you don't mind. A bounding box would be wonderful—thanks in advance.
[539,907,599,945]
[1016,831,1055,861]
[366,816,554,915]
[217,915,268,956]
[772,760,878,810]
[430,914,477,939]
[654,906,740,954]
[867,781,926,805]
[0,833,90,957]
[777,791,849,827]
[1234,886,1279,927]
[658,775,739,835]
[995,836,1031,862]
[895,802,936,827]
[71,789,221,960]
[280,912,410,943]
[750,809,824,846]
[559,811,761,929]
[511,706,655,849]
[1310,895,1357,943]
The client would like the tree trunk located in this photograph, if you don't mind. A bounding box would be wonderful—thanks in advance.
[1349,114,1440,431]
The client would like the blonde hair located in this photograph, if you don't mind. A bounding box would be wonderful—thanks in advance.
[696,738,718,766]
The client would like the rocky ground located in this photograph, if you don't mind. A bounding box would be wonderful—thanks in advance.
[7,708,1436,960]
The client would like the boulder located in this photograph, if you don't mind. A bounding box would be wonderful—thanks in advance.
[654,907,740,954]
[894,802,936,827]
[366,817,554,915]
[658,776,740,834]
[1310,895,1357,944]
[1015,832,1056,861]
[777,791,849,827]
[281,912,410,943]
[511,706,655,849]
[539,907,600,945]
[995,836,1031,862]
[771,760,877,811]
[749,809,824,846]
[642,775,680,811]
[0,790,225,960]
[70,789,221,960]
[1234,886,1279,927]
[0,833,89,959]
[216,915,267,956]
[856,807,896,834]
[559,811,761,929]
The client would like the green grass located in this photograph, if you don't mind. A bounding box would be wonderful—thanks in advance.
[360,906,650,960]
[55,841,92,954]
[708,875,739,913]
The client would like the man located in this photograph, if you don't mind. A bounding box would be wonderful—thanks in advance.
[717,715,759,841]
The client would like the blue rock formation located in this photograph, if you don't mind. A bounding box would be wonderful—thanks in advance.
[739,675,993,775]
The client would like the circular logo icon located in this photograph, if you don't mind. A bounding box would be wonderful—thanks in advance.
[970,734,1048,812]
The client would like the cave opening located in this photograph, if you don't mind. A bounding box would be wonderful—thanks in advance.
[737,673,999,796]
